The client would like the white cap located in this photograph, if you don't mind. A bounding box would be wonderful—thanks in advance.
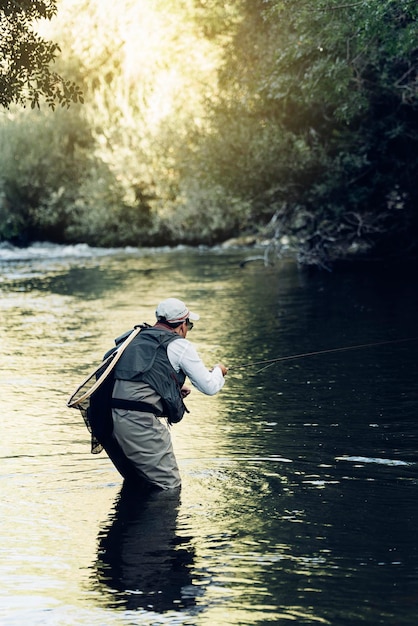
[155,298,200,323]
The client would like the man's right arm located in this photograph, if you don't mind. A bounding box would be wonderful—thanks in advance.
[168,340,226,395]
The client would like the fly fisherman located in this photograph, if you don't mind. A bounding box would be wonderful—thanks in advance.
[111,298,228,490]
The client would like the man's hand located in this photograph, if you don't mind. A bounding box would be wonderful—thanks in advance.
[181,385,191,398]
[215,363,228,377]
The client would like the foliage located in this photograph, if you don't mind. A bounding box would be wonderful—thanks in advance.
[1,0,417,266]
[0,109,150,245]
[23,0,234,246]
[0,108,90,241]
[0,0,83,109]
[198,0,418,266]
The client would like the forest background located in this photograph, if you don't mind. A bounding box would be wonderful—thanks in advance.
[1,0,417,269]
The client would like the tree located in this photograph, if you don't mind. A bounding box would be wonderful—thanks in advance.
[192,0,418,266]
[0,0,83,108]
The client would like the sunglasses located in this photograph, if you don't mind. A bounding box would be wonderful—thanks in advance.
[185,319,194,331]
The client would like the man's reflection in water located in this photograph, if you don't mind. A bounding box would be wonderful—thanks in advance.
[95,482,197,612]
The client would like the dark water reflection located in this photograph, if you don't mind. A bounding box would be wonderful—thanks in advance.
[1,245,418,625]
[95,484,197,613]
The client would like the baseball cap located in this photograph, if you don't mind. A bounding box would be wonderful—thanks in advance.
[155,298,200,323]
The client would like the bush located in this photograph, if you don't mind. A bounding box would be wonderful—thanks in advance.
[0,107,94,242]
[0,107,153,246]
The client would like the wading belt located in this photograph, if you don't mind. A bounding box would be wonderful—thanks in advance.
[111,398,160,415]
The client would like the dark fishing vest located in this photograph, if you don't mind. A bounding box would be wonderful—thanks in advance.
[112,326,187,424]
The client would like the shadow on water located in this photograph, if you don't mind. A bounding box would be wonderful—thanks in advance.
[94,482,197,613]
[3,263,157,299]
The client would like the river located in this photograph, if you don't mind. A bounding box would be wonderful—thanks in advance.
[1,243,418,625]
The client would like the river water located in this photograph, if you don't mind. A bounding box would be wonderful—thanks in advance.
[1,243,418,626]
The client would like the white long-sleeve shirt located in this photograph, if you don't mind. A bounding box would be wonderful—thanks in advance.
[167,337,225,396]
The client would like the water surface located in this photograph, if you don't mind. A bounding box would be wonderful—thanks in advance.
[1,243,418,625]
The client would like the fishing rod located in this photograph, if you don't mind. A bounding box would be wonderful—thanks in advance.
[230,336,418,371]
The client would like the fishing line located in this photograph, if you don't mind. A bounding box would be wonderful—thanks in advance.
[230,336,418,372]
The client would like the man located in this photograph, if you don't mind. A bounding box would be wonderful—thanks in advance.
[111,298,227,490]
